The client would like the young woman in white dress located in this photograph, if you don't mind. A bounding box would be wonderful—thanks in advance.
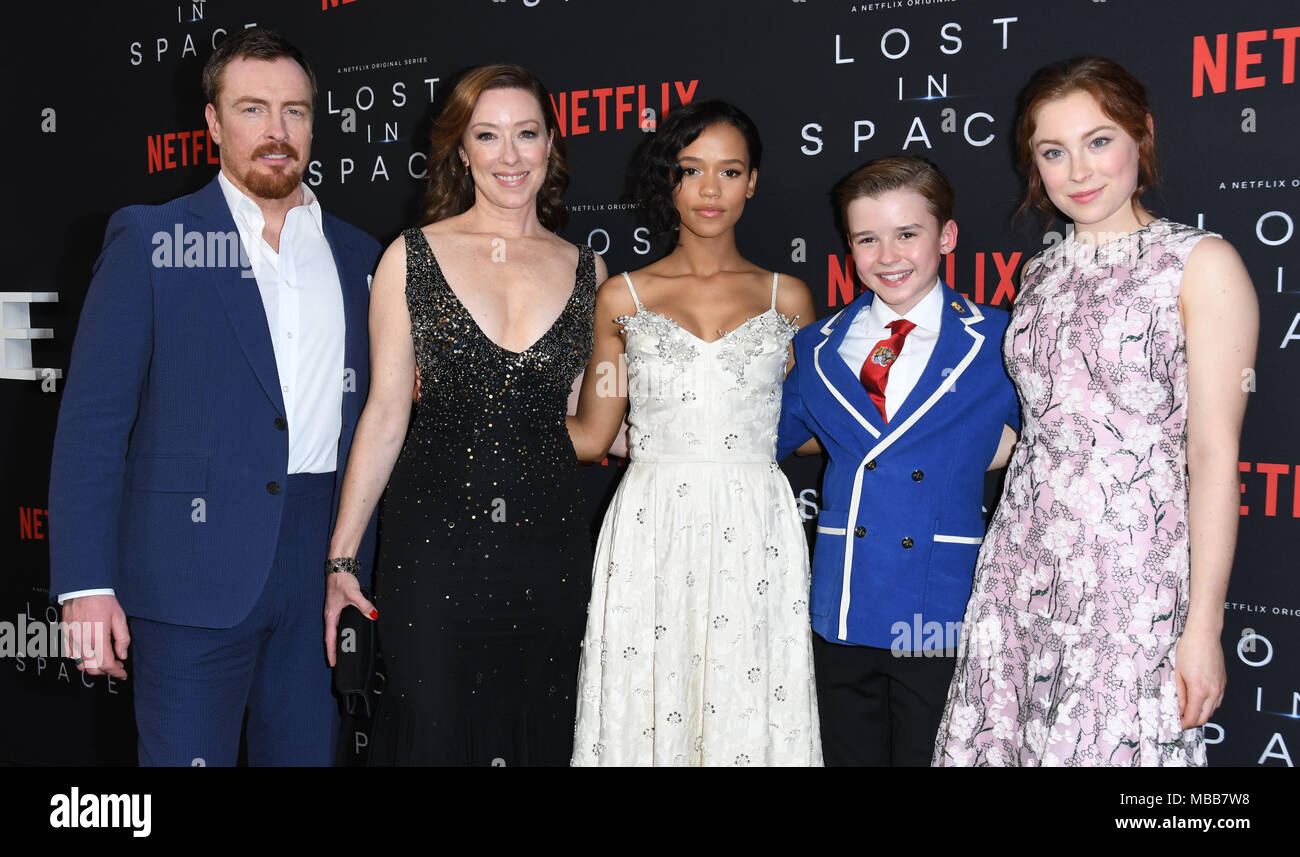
[566,100,822,766]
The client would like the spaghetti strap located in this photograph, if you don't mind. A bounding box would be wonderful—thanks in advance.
[621,271,645,308]
[770,272,780,310]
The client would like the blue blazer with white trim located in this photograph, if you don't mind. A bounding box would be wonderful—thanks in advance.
[778,282,1020,650]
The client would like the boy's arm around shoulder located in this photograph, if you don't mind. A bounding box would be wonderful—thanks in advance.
[776,318,823,460]
[974,302,1020,470]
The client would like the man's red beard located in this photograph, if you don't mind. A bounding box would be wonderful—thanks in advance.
[242,142,304,200]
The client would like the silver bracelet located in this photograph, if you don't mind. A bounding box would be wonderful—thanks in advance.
[325,556,360,578]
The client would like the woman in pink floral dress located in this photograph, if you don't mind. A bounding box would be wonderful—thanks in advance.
[933,56,1258,766]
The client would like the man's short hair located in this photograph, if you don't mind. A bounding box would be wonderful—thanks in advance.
[202,27,317,107]
[837,155,956,229]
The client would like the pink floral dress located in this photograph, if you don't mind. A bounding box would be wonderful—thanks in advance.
[933,219,1213,766]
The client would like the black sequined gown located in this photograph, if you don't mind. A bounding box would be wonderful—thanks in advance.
[368,228,596,766]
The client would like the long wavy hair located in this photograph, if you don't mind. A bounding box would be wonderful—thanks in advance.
[418,64,569,230]
[1015,56,1158,221]
[634,99,762,236]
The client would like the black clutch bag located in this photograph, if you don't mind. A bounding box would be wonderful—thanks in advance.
[333,597,377,716]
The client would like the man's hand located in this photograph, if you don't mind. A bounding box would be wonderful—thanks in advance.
[61,594,130,680]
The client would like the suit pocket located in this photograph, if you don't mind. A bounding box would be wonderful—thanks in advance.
[129,455,210,493]
[814,513,848,537]
[810,509,850,617]
[924,518,984,620]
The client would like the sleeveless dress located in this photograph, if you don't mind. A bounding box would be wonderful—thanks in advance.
[368,228,596,766]
[933,219,1213,766]
[571,272,822,766]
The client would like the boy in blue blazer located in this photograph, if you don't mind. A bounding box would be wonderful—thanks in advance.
[778,156,1019,766]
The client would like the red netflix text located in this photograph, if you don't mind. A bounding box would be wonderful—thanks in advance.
[1239,462,1300,517]
[827,252,1021,308]
[549,80,699,137]
[147,130,219,174]
[18,507,47,540]
[1192,27,1300,96]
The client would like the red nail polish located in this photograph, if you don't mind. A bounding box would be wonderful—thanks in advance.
[369,610,379,620]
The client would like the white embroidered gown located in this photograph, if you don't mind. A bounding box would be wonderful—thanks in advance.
[571,272,822,766]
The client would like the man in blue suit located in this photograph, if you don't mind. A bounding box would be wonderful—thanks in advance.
[48,28,380,765]
[778,157,1019,766]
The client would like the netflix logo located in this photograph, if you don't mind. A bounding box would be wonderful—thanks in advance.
[18,506,47,540]
[1192,27,1300,96]
[147,129,219,174]
[322,0,360,8]
[826,251,1020,308]
[1239,462,1300,517]
[549,79,699,137]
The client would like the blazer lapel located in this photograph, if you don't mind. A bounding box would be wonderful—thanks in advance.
[811,295,885,440]
[864,283,988,461]
[188,177,286,416]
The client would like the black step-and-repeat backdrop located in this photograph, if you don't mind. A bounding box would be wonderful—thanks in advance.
[2,0,1295,766]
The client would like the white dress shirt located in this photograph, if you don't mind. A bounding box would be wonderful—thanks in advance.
[58,175,346,605]
[218,171,345,475]
[838,280,944,422]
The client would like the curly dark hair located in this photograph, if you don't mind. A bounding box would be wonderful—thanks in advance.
[418,64,569,230]
[635,99,762,235]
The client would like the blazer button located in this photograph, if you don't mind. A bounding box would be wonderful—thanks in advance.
[854,526,866,538]
[901,536,914,549]
[266,481,281,495]
[274,417,287,431]
[864,460,877,471]
[912,469,924,482]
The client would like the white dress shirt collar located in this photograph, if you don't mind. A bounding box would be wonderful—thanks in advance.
[865,277,944,335]
[217,170,324,236]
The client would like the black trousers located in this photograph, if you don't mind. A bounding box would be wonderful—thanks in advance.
[813,633,956,767]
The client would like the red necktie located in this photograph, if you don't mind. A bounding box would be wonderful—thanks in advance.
[859,318,916,422]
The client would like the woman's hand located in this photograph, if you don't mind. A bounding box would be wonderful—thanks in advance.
[324,570,378,668]
[1174,622,1226,729]
[1175,235,1256,730]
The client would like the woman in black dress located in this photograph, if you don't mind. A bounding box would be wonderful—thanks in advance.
[324,64,607,765]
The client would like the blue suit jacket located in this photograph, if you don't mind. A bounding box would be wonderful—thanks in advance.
[777,283,1019,649]
[49,176,381,629]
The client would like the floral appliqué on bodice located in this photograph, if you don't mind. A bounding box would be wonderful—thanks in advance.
[617,306,798,462]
